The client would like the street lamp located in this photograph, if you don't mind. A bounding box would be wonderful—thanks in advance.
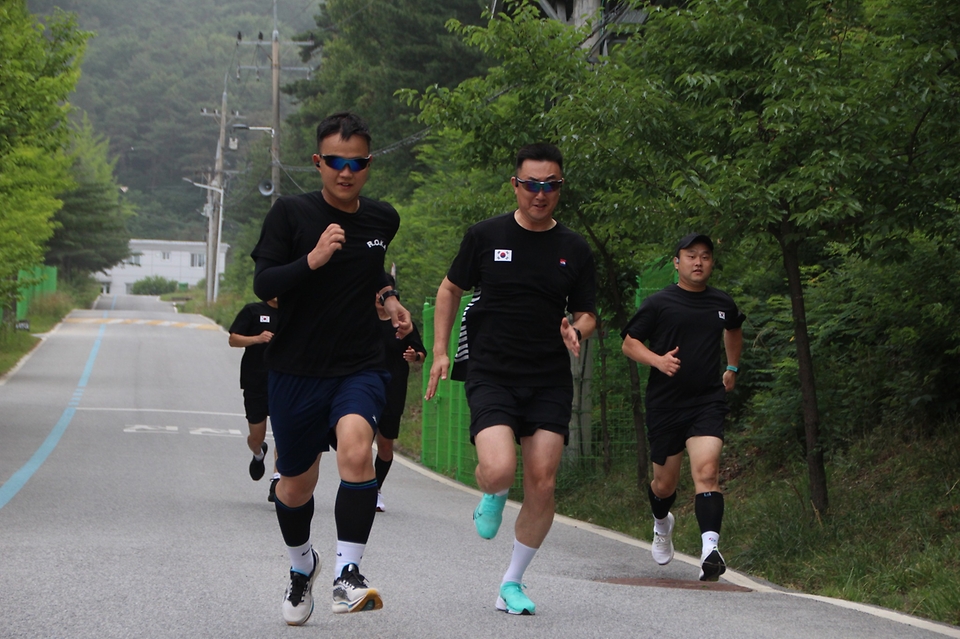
[233,124,278,201]
[182,177,225,302]
[233,124,275,137]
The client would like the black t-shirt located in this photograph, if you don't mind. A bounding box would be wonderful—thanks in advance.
[621,284,745,410]
[251,192,399,377]
[446,212,597,387]
[379,318,426,415]
[228,301,278,389]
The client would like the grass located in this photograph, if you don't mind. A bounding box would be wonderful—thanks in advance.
[1,279,99,375]
[393,376,960,627]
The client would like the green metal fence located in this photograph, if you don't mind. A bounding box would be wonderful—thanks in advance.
[16,266,58,322]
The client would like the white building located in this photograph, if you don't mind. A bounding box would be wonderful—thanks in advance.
[96,239,229,295]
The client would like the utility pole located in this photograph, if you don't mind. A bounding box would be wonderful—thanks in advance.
[271,1,281,205]
[237,0,313,204]
[197,72,240,303]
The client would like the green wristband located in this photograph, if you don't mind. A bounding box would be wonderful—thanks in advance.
[726,365,739,373]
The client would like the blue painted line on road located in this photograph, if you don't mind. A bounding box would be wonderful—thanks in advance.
[0,323,106,511]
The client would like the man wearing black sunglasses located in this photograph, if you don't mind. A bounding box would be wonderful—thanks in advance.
[426,142,597,616]
[251,111,410,625]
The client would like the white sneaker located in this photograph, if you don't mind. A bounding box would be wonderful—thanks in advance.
[651,512,675,565]
[282,549,319,625]
[376,491,385,512]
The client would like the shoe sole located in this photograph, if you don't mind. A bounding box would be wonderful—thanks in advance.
[496,596,534,615]
[699,550,726,582]
[332,590,383,614]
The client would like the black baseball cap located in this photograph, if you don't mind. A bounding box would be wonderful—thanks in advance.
[674,233,714,256]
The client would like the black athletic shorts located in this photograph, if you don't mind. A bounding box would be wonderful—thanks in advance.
[645,401,728,466]
[243,387,269,424]
[464,379,571,445]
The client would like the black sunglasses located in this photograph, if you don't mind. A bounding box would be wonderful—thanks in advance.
[515,177,564,193]
[317,155,372,172]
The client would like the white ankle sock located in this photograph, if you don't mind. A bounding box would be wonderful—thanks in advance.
[335,540,365,575]
[701,531,720,559]
[288,542,314,576]
[502,539,538,585]
[654,515,672,535]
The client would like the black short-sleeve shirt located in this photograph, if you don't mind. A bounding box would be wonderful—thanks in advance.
[446,212,597,387]
[621,284,745,409]
[228,301,278,389]
[251,192,399,377]
[380,318,426,415]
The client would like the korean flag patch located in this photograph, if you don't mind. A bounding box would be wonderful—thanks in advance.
[494,249,513,262]
[260,315,271,323]
[718,311,726,320]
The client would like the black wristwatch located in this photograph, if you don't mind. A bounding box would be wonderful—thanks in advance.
[378,289,400,306]
[574,327,582,343]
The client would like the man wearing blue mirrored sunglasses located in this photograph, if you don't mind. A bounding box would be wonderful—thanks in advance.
[252,111,411,625]
[427,142,597,616]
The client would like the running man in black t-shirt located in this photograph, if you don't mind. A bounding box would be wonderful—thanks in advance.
[228,298,280,501]
[426,143,597,616]
[251,112,411,626]
[373,275,426,513]
[621,233,745,583]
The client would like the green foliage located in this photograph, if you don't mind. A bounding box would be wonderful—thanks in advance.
[731,233,960,468]
[25,0,318,240]
[723,422,960,626]
[130,275,178,295]
[0,2,88,319]
[45,115,132,277]
[285,0,490,203]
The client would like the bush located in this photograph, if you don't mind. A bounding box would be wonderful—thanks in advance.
[131,275,178,295]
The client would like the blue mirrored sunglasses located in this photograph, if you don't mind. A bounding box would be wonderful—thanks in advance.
[515,177,564,193]
[319,154,372,172]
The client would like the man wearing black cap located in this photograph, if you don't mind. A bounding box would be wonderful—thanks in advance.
[620,233,744,582]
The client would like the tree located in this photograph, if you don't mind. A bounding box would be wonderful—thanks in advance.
[284,0,490,202]
[0,2,88,322]
[406,0,960,514]
[45,115,132,279]
[26,0,318,241]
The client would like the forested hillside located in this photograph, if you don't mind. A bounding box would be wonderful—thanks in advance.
[26,0,318,239]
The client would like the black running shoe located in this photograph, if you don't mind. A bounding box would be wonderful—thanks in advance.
[268,476,279,502]
[699,547,727,582]
[249,442,267,480]
[331,563,382,613]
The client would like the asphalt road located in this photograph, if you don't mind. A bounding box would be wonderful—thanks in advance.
[1,294,958,639]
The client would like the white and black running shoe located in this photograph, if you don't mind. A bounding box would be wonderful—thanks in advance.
[331,563,382,613]
[282,549,319,625]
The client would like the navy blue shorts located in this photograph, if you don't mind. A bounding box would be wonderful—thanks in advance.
[268,369,389,477]
[645,401,728,466]
[464,379,571,445]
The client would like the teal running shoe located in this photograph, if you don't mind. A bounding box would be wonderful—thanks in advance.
[473,493,508,539]
[496,581,535,615]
